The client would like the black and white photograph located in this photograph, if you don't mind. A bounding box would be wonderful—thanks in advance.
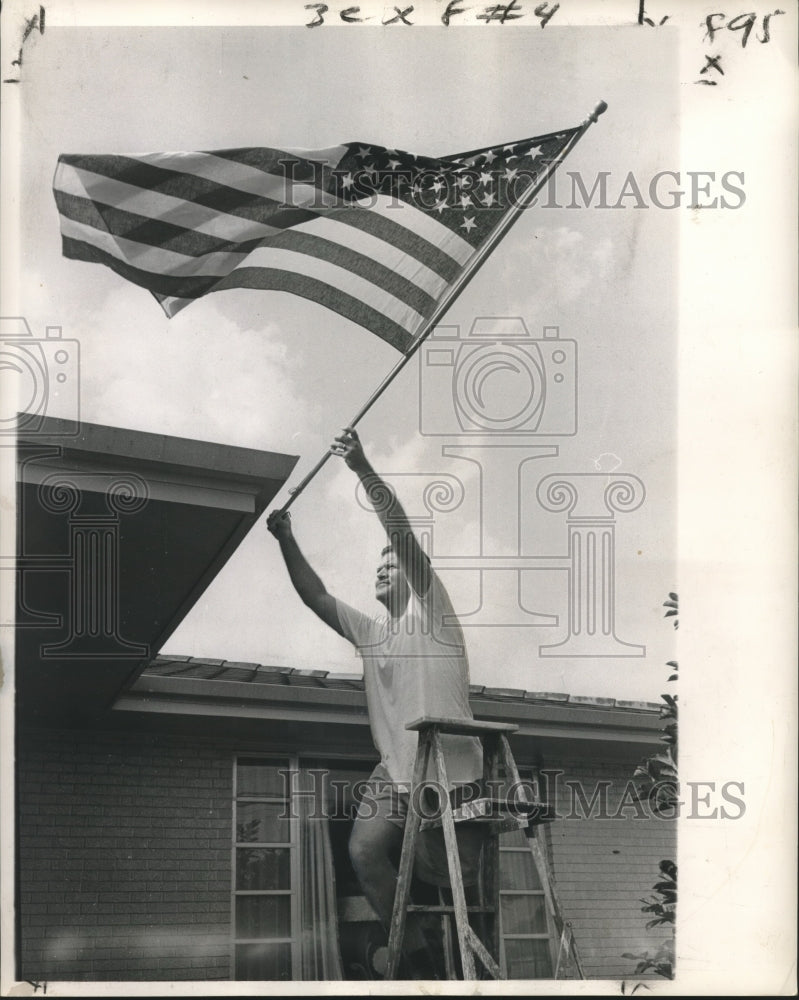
[0,0,795,994]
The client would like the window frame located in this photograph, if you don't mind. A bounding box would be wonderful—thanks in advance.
[231,753,300,981]
[497,768,560,979]
[229,752,561,981]
[498,834,559,977]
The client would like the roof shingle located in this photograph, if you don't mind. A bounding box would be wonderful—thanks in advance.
[146,656,660,712]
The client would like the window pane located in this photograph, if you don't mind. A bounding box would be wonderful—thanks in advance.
[324,766,375,818]
[501,894,549,935]
[236,802,290,843]
[500,850,542,890]
[235,895,291,939]
[235,942,292,980]
[504,938,553,979]
[500,826,530,848]
[237,759,289,797]
[236,848,290,890]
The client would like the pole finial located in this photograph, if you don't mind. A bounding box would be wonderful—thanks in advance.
[585,100,608,125]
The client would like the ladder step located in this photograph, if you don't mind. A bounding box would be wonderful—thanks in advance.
[406,904,495,914]
[420,816,522,833]
[419,797,556,831]
[406,716,519,737]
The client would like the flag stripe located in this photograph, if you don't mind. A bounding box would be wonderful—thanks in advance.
[209,267,415,353]
[156,293,201,317]
[56,188,455,298]
[61,235,427,342]
[97,151,294,200]
[256,230,437,316]
[289,216,449,301]
[326,206,462,282]
[153,280,414,351]
[56,163,284,242]
[53,188,280,258]
[59,156,312,222]
[62,235,220,298]
[201,145,348,178]
[217,246,427,332]
[55,165,467,280]
[130,146,348,194]
[59,215,250,278]
[59,150,350,223]
[347,195,473,265]
[59,213,439,317]
[56,179,465,296]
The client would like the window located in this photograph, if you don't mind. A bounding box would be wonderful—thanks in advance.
[233,755,357,982]
[233,757,297,980]
[498,826,556,978]
[231,754,562,981]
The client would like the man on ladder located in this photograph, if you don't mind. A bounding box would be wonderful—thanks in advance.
[268,427,486,980]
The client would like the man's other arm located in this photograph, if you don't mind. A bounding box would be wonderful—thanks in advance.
[266,510,346,638]
[331,427,431,598]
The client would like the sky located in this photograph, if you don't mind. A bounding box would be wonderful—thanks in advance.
[15,24,678,700]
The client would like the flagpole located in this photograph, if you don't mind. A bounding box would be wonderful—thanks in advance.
[278,100,608,514]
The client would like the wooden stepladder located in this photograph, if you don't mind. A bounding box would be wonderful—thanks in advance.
[384,716,583,981]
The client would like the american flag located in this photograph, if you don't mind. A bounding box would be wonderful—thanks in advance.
[53,128,580,353]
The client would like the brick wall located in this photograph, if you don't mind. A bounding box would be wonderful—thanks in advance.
[17,730,233,981]
[542,754,676,979]
[16,728,674,983]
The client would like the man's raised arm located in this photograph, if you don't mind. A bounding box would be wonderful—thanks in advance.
[266,511,346,637]
[331,427,432,598]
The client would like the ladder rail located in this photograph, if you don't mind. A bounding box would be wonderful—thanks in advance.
[385,719,584,981]
[385,730,432,980]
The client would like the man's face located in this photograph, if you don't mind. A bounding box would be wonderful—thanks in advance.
[375,552,410,614]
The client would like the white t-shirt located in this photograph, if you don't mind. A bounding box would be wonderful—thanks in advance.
[335,571,483,787]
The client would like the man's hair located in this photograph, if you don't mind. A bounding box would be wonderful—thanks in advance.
[381,542,431,565]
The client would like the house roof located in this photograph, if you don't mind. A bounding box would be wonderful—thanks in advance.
[15,415,298,727]
[143,654,662,713]
[107,654,667,761]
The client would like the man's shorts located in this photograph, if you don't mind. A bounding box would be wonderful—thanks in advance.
[354,763,488,888]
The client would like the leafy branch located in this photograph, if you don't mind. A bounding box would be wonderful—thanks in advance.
[663,592,678,629]
[623,935,675,979]
[632,659,678,815]
[623,594,679,980]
